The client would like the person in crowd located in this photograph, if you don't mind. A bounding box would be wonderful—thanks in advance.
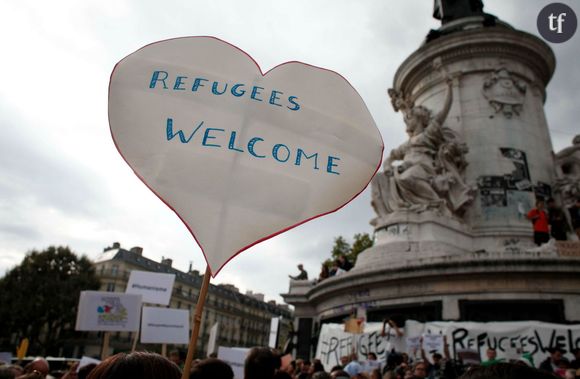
[481,348,503,367]
[459,362,557,379]
[23,359,50,379]
[168,350,186,370]
[78,364,97,379]
[289,264,308,280]
[329,369,350,379]
[527,198,550,246]
[0,366,16,379]
[244,347,279,379]
[318,264,330,282]
[310,359,325,375]
[539,347,564,374]
[189,358,233,379]
[86,352,181,379]
[329,260,346,277]
[339,356,350,368]
[370,368,382,379]
[344,354,364,377]
[570,198,580,239]
[570,348,580,369]
[4,366,23,379]
[338,255,353,271]
[420,336,457,379]
[547,198,568,240]
[312,372,332,379]
[411,362,428,379]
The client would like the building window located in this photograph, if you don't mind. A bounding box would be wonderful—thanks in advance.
[177,301,181,309]
[106,283,116,292]
[111,264,119,276]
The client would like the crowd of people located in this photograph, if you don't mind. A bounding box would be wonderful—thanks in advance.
[527,197,580,246]
[1,344,579,379]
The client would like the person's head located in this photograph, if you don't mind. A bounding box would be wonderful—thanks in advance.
[24,358,50,379]
[297,264,304,270]
[273,371,293,379]
[432,353,443,365]
[338,255,346,263]
[459,362,558,379]
[330,369,350,379]
[536,198,545,210]
[78,364,98,379]
[339,356,350,366]
[412,362,428,379]
[370,368,381,379]
[189,358,233,379]
[564,369,576,379]
[244,347,279,379]
[3,365,23,378]
[311,359,324,374]
[547,198,556,208]
[312,372,332,379]
[486,348,497,360]
[549,347,563,363]
[301,360,311,373]
[86,352,181,379]
[401,353,409,364]
[168,349,185,366]
[0,366,16,379]
[367,352,377,361]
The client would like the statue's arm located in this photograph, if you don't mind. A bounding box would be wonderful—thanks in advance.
[434,80,453,125]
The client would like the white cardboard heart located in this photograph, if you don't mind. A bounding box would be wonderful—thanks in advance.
[108,37,383,276]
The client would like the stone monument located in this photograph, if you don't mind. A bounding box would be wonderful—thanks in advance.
[282,0,580,360]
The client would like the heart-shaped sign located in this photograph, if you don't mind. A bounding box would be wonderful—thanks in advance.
[109,37,383,276]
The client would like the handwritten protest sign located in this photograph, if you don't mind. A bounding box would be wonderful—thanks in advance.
[108,36,383,276]
[316,321,580,369]
[423,334,444,353]
[126,270,175,305]
[75,291,142,332]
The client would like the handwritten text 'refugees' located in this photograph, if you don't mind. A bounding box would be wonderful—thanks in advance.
[150,71,341,175]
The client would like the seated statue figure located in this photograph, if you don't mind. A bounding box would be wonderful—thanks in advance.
[371,78,474,222]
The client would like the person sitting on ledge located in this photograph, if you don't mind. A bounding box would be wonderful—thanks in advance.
[288,264,308,280]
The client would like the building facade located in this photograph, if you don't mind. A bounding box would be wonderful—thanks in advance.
[82,242,292,358]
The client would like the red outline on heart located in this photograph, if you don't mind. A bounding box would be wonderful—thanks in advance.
[108,36,384,278]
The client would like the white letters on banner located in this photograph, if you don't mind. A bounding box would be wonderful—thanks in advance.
[108,36,383,276]
[75,291,142,332]
[316,321,580,369]
[140,307,190,344]
[126,270,176,305]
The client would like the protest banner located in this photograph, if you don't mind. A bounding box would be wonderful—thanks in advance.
[207,322,220,356]
[0,352,12,365]
[140,307,189,344]
[268,317,280,348]
[109,36,383,379]
[316,320,580,369]
[75,291,142,332]
[126,270,176,306]
[218,347,249,379]
[423,334,444,353]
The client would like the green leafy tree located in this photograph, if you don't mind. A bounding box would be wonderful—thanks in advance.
[325,233,374,267]
[0,246,100,355]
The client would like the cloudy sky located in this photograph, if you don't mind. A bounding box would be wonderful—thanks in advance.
[1,0,578,304]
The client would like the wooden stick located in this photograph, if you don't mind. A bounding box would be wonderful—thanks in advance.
[161,343,167,357]
[181,266,212,379]
[131,328,139,352]
[101,331,111,360]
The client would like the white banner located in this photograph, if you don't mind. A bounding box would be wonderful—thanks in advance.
[316,320,580,369]
[218,347,249,379]
[75,291,142,332]
[269,317,280,348]
[108,36,383,277]
[207,322,220,355]
[126,270,176,305]
[140,307,189,344]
